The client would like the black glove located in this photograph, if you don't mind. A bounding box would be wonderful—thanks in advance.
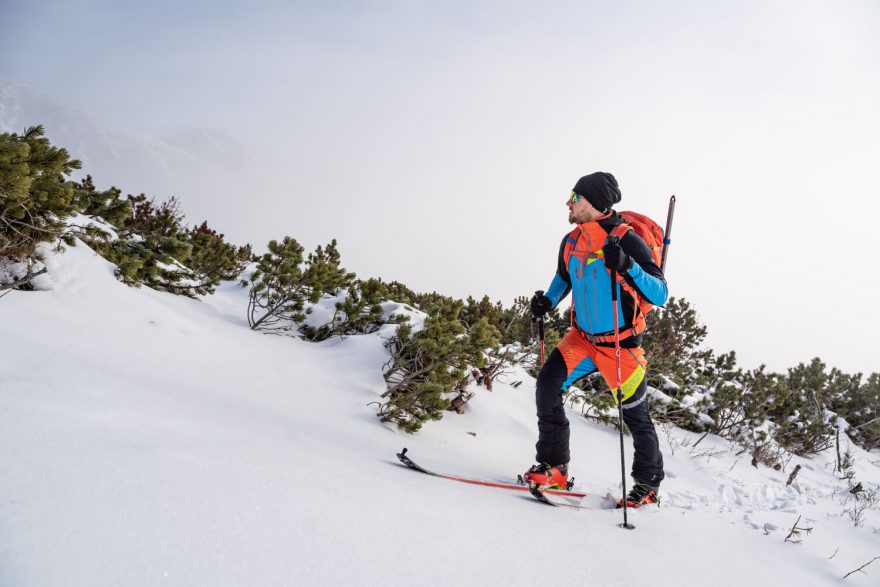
[530,293,553,318]
[603,241,634,273]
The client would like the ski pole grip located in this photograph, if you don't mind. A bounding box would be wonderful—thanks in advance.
[605,237,620,302]
[533,290,546,338]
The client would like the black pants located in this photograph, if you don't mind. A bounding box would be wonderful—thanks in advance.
[535,349,665,486]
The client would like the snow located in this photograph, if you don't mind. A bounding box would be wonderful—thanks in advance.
[2,242,879,586]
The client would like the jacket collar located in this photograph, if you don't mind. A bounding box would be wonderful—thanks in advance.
[577,209,620,232]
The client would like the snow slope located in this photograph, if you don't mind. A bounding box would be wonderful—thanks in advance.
[2,243,878,586]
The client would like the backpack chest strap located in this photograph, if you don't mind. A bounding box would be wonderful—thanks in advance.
[565,227,605,263]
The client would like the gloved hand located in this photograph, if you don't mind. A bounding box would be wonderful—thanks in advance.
[603,241,634,273]
[530,293,553,318]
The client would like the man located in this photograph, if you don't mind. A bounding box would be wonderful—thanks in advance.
[522,171,668,508]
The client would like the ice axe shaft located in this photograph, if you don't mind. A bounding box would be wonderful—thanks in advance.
[661,195,676,273]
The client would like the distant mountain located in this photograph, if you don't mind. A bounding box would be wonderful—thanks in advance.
[0,78,195,188]
[0,78,271,239]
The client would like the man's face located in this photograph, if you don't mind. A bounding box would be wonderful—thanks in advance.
[567,193,603,224]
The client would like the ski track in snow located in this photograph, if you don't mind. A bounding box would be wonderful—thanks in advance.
[1,240,879,586]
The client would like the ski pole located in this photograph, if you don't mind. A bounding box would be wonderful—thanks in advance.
[609,237,635,530]
[661,195,676,273]
[533,290,546,367]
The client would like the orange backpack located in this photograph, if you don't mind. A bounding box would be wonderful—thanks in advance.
[613,211,664,269]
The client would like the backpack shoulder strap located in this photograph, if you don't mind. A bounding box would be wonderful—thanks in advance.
[563,227,580,264]
[609,223,632,241]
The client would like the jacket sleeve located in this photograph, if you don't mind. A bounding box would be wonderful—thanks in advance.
[545,234,571,308]
[620,231,668,306]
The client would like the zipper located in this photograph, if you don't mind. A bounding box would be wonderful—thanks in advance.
[574,257,592,334]
[586,228,599,332]
[569,252,591,335]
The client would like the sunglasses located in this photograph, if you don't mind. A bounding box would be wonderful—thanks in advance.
[569,191,585,204]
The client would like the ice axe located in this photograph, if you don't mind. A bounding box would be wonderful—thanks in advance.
[661,195,676,272]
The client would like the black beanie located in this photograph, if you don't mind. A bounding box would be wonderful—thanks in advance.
[572,172,621,212]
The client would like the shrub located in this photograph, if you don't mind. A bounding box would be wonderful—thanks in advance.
[377,298,499,432]
[247,237,353,332]
[0,125,81,289]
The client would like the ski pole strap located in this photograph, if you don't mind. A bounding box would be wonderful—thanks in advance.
[533,289,546,340]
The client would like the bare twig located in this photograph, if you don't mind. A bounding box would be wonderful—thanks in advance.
[836,429,842,473]
[691,430,711,449]
[0,265,48,291]
[786,464,802,487]
[843,556,880,579]
[854,416,880,430]
[784,515,813,544]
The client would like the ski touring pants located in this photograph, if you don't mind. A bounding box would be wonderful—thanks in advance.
[535,328,665,486]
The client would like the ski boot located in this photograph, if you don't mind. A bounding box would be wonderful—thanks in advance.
[617,482,659,508]
[519,463,573,491]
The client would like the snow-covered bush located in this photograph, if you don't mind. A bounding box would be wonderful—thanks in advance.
[246,237,353,332]
[0,126,251,296]
[300,278,407,341]
[0,125,81,291]
[377,298,499,433]
[79,190,251,297]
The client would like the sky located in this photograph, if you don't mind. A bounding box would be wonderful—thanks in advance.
[2,0,879,374]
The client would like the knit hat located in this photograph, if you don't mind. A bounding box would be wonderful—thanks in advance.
[572,172,621,212]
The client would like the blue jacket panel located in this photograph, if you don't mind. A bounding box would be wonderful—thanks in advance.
[545,213,668,338]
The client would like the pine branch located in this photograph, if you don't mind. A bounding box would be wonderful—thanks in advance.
[854,416,880,430]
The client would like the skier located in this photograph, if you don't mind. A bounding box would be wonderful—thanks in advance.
[522,172,668,508]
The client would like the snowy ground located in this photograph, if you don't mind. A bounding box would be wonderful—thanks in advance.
[2,241,879,586]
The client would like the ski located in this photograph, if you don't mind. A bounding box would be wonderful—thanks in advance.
[396,448,587,498]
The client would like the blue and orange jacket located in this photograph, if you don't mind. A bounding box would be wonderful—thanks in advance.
[545,211,668,348]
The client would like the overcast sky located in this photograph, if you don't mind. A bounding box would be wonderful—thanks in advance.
[3,0,879,375]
